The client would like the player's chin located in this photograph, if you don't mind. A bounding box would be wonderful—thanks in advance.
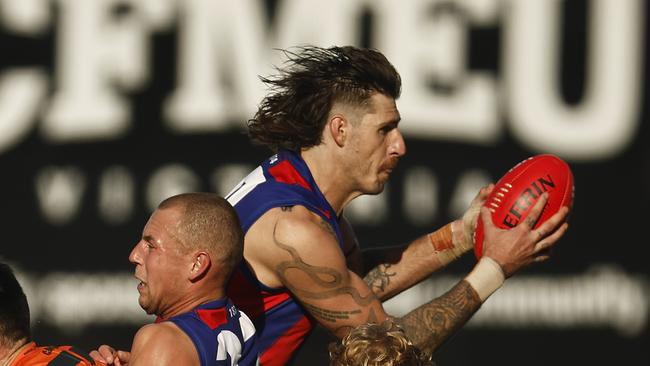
[365,179,387,195]
[138,297,148,311]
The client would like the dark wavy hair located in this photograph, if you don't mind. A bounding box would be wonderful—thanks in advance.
[248,46,402,152]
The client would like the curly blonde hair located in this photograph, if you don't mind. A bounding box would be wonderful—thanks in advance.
[329,320,434,366]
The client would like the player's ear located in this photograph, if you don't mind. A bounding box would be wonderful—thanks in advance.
[328,115,347,147]
[189,252,211,281]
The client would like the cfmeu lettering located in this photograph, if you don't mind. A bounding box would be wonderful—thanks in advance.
[503,175,555,228]
[0,0,644,160]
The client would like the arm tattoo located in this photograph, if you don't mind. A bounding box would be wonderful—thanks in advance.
[364,264,397,293]
[272,222,376,307]
[302,302,361,323]
[398,281,481,355]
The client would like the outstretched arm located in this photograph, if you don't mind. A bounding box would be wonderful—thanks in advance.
[396,193,569,355]
[346,185,493,301]
[252,193,567,354]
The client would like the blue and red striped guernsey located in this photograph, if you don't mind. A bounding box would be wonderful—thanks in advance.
[166,298,258,366]
[225,150,344,366]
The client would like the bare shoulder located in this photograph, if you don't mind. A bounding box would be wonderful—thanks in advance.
[130,322,198,366]
[244,205,348,287]
[271,205,343,259]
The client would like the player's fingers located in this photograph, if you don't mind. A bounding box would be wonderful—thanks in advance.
[471,184,494,206]
[89,350,108,363]
[99,345,117,364]
[533,253,551,263]
[523,192,549,229]
[117,351,131,362]
[533,207,569,242]
[535,223,568,251]
[479,206,494,230]
[479,183,495,198]
[542,206,570,231]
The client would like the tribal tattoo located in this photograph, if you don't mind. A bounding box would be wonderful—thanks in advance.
[272,222,376,307]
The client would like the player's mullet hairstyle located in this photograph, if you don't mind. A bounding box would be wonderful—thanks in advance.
[0,262,31,348]
[248,45,402,152]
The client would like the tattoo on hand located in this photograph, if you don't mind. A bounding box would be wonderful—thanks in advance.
[364,264,397,293]
[524,216,537,228]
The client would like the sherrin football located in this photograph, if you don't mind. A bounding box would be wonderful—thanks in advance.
[473,154,574,259]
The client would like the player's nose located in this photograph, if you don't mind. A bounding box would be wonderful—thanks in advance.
[129,241,143,264]
[389,128,406,157]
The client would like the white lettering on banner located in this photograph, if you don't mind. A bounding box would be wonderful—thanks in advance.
[274,0,360,48]
[376,0,500,144]
[504,0,644,160]
[35,166,86,225]
[165,0,269,132]
[0,70,48,154]
[12,266,649,336]
[145,164,201,211]
[98,165,135,224]
[0,0,644,159]
[0,0,50,34]
[43,0,174,141]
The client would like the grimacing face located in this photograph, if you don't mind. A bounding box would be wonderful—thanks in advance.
[129,207,189,317]
[345,93,406,195]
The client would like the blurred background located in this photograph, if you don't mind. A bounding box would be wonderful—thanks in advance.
[0,0,648,365]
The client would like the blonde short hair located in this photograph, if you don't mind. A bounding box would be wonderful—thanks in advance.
[329,320,433,366]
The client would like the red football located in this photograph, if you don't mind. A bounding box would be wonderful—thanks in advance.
[474,154,574,259]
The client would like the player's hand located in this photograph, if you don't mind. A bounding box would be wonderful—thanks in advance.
[455,184,494,251]
[481,192,569,277]
[90,345,131,366]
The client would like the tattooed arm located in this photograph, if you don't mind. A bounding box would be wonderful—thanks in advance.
[396,193,569,354]
[244,205,388,338]
[341,185,495,302]
[246,195,568,353]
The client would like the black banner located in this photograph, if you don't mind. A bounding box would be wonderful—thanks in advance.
[0,1,648,365]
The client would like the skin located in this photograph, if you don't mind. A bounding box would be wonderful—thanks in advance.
[92,92,569,361]
[91,205,222,366]
[0,339,31,366]
[241,92,569,352]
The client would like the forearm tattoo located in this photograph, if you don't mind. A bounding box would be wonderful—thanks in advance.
[364,264,397,294]
[398,281,481,355]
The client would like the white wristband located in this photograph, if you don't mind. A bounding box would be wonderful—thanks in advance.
[464,257,505,302]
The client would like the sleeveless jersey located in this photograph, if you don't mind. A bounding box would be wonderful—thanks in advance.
[10,342,103,366]
[225,150,344,366]
[167,297,258,366]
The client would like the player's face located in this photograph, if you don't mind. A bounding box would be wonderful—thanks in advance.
[129,207,188,317]
[346,93,405,194]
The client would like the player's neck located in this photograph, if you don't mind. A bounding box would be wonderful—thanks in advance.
[301,148,357,216]
[0,340,32,366]
[158,288,226,320]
